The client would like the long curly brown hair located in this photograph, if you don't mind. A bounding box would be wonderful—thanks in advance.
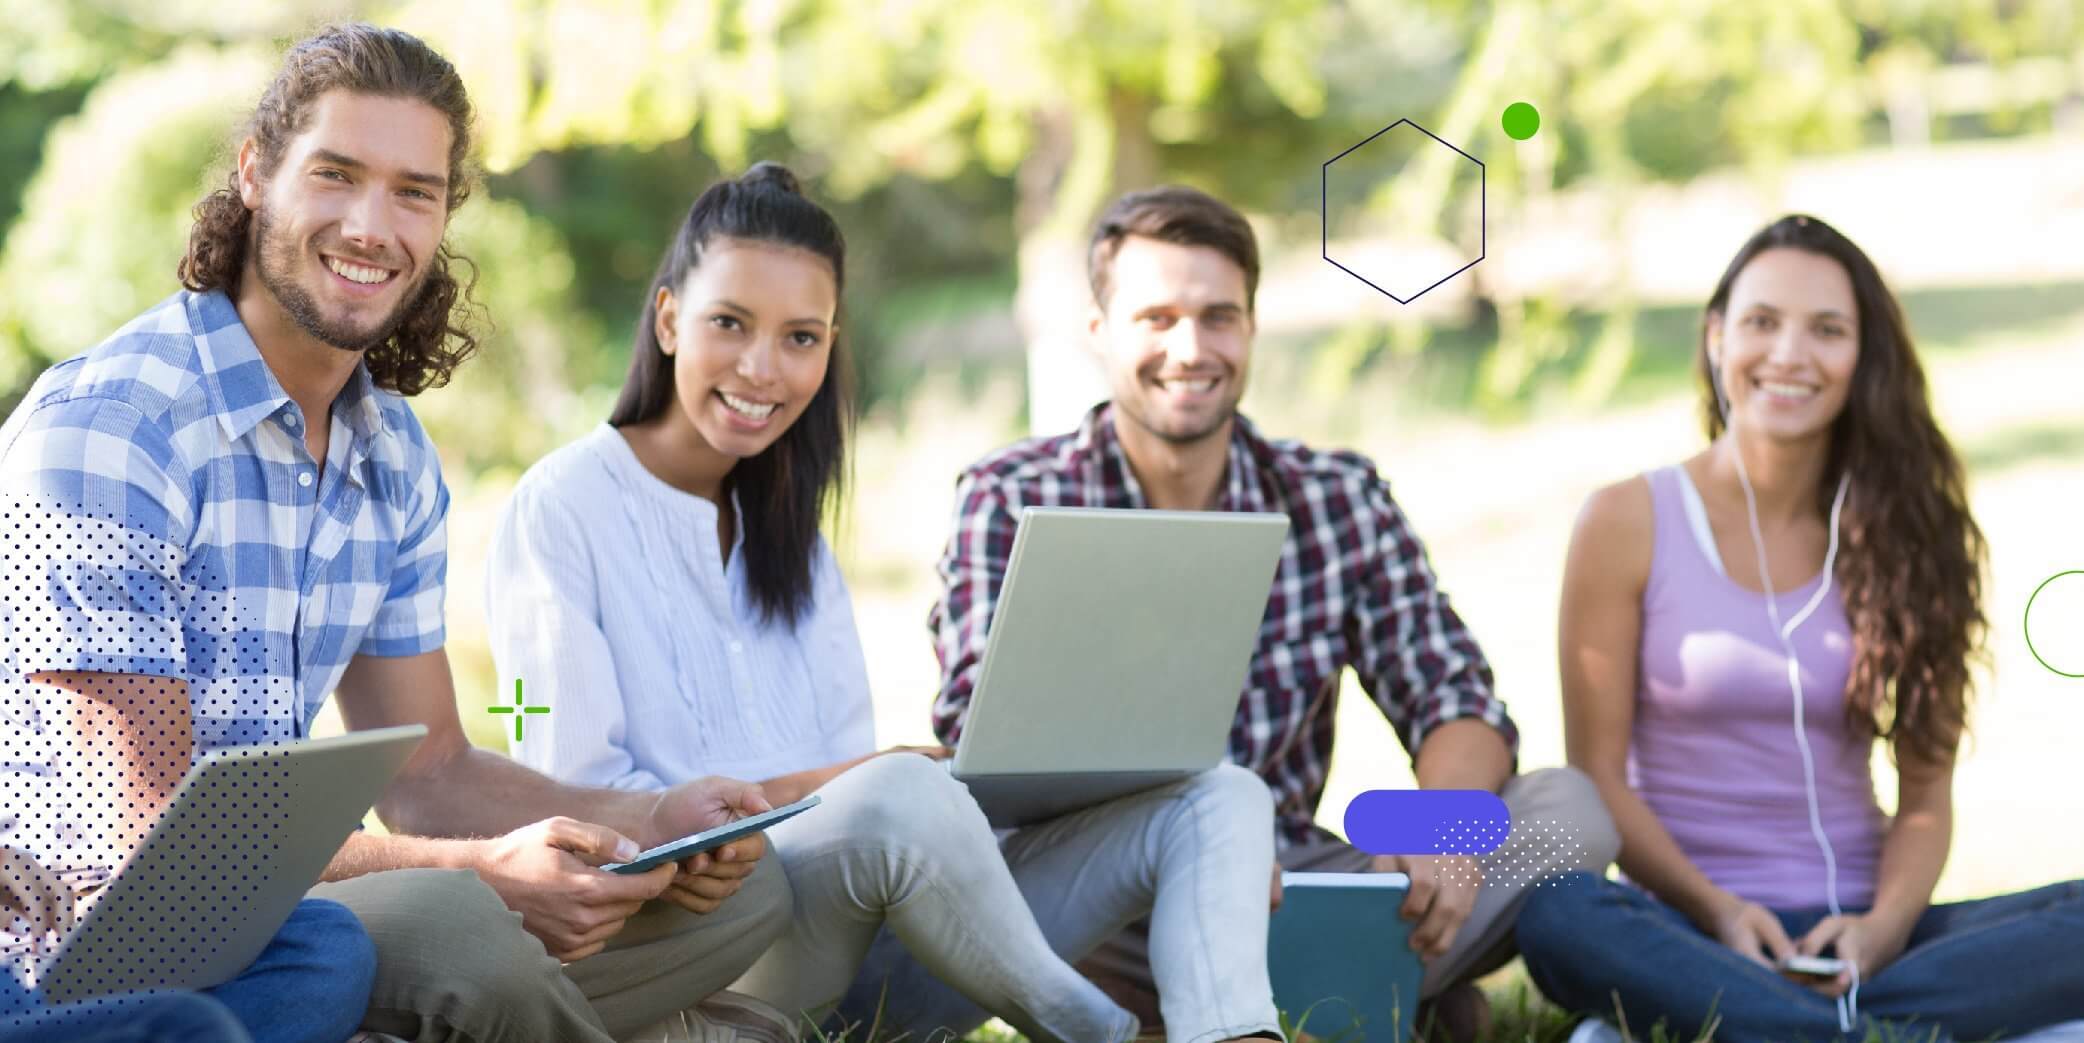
[177,23,480,396]
[1699,215,1987,766]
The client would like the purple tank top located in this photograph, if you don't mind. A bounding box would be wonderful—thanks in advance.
[1629,465,1885,910]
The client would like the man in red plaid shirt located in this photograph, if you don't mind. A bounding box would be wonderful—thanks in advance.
[927,186,1620,1039]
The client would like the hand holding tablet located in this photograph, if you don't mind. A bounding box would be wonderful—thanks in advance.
[602,795,821,875]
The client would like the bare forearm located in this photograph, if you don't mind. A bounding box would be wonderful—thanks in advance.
[1868,800,1950,935]
[1594,773,1737,930]
[380,746,657,843]
[36,673,192,865]
[1413,718,1512,793]
[320,829,480,881]
[761,755,871,807]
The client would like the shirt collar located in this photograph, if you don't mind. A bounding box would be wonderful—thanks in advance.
[188,288,386,448]
[332,364,386,445]
[1080,401,1274,513]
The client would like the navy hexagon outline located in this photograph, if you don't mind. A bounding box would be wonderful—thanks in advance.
[1321,118,1486,304]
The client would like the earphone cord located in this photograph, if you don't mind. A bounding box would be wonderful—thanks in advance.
[1732,446,1859,1033]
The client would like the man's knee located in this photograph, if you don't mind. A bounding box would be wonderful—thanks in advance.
[1510,766,1621,872]
[279,898,378,1022]
[278,896,376,957]
[339,869,563,1006]
[1180,762,1274,821]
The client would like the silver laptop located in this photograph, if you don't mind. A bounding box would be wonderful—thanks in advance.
[952,507,1287,826]
[35,724,426,1003]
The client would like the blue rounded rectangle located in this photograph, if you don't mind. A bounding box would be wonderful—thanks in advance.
[1343,789,1511,856]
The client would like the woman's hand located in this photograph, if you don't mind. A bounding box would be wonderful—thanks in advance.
[1710,894,1798,968]
[1794,913,1910,997]
[647,777,773,916]
[763,746,955,806]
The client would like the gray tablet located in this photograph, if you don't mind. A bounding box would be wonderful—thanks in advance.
[35,724,426,1003]
[951,507,1287,825]
[602,795,821,874]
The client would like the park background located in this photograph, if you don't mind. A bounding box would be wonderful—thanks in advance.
[3,1,2081,1036]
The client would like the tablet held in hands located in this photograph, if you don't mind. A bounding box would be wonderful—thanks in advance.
[601,795,822,875]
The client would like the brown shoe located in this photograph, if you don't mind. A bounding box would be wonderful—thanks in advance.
[1415,982,1492,1043]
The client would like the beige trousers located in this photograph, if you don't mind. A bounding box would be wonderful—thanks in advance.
[312,858,791,1043]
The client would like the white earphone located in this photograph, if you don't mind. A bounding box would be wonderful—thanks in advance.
[1713,346,1862,1031]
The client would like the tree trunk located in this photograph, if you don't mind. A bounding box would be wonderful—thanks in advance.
[1014,89,1158,436]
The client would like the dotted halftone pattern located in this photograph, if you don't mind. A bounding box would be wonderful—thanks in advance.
[1431,816,1511,854]
[3,501,294,1024]
[1422,818,1593,891]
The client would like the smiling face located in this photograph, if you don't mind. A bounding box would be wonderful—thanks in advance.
[239,90,452,352]
[654,238,837,465]
[1707,247,1861,442]
[1090,235,1254,446]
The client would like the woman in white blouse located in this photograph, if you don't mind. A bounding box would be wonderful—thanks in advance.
[486,164,1285,1042]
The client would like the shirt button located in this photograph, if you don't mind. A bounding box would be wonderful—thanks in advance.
[297,471,313,488]
[283,413,299,429]
[729,641,744,654]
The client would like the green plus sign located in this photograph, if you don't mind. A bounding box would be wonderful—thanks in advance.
[487,678,551,742]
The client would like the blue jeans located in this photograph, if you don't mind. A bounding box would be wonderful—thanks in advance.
[1517,871,2084,1042]
[4,899,371,1043]
[0,987,250,1043]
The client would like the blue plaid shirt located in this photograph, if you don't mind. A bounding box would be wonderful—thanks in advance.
[0,290,447,868]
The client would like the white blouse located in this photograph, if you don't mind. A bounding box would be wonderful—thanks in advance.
[484,424,876,789]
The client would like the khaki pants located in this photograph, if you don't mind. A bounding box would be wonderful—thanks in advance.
[1078,767,1621,1023]
[312,858,791,1043]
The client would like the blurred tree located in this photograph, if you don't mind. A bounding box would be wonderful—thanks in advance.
[412,195,608,481]
[0,45,272,399]
[0,41,604,474]
[0,82,92,238]
[392,0,1378,432]
[3,0,2079,427]
[0,0,363,91]
[392,0,2081,423]
[482,134,1021,422]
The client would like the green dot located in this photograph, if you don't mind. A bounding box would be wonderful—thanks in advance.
[1502,102,1540,141]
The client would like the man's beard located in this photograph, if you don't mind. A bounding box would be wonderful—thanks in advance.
[252,206,421,353]
[1118,393,1236,446]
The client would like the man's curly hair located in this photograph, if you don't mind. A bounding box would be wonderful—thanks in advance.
[178,23,480,396]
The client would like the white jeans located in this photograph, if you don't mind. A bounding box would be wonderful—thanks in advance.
[827,761,1283,1043]
[730,753,1139,1042]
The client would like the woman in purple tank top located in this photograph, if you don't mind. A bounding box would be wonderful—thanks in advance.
[1516,215,2084,1043]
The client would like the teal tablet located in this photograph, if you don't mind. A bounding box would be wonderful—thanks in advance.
[1269,871,1424,1041]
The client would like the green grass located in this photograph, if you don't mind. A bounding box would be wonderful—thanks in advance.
[804,974,1965,1042]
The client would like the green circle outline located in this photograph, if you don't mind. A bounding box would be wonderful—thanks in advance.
[2023,569,2084,678]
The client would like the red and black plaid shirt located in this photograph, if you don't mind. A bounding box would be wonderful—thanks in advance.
[927,404,1519,847]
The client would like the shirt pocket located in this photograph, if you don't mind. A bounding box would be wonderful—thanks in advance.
[1235,632,1345,746]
